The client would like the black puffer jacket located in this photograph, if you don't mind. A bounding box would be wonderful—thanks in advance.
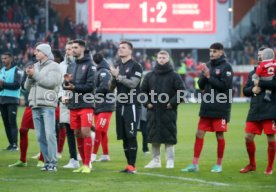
[141,63,185,144]
[198,56,233,122]
[244,69,276,121]
[66,52,96,109]
[94,59,115,114]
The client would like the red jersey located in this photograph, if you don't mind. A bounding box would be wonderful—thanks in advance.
[256,59,276,77]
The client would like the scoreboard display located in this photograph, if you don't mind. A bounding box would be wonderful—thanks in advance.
[88,0,216,34]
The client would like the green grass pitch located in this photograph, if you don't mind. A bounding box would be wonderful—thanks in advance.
[0,103,276,192]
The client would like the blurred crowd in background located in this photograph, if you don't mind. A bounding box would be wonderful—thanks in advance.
[0,0,276,97]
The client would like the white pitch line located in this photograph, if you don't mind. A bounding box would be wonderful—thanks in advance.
[137,172,230,186]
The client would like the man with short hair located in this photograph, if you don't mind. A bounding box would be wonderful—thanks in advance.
[0,52,21,151]
[58,41,80,168]
[240,47,276,175]
[110,41,143,174]
[91,53,115,162]
[141,50,185,169]
[24,43,62,171]
[63,39,96,174]
[181,42,233,173]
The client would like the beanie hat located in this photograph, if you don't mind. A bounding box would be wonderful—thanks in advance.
[210,42,224,50]
[36,43,53,58]
[261,48,275,61]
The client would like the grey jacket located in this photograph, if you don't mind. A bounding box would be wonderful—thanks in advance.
[24,59,62,108]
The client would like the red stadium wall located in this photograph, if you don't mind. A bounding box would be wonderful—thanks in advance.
[233,0,259,26]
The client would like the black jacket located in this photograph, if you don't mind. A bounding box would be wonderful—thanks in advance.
[94,59,115,114]
[244,69,276,121]
[198,56,233,122]
[65,52,96,109]
[141,63,185,144]
[114,59,142,107]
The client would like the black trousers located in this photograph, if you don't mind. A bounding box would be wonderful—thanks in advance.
[0,104,18,146]
[139,120,149,152]
[60,123,77,160]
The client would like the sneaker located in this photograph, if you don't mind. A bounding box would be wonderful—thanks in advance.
[181,164,199,172]
[120,166,129,173]
[166,160,174,169]
[63,158,80,168]
[211,164,222,173]
[240,164,256,173]
[77,154,82,161]
[73,166,84,173]
[126,165,137,174]
[8,160,27,167]
[81,165,91,173]
[37,160,45,168]
[144,160,161,168]
[264,167,273,175]
[98,155,110,162]
[91,154,97,162]
[57,153,62,159]
[9,144,18,151]
[41,165,49,171]
[47,165,57,172]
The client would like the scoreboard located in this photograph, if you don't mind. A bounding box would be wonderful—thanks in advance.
[88,0,216,34]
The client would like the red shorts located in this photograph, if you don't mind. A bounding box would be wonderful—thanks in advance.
[20,107,34,129]
[94,112,113,133]
[198,117,228,132]
[245,120,276,135]
[70,108,94,129]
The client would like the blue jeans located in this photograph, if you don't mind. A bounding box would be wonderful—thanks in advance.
[32,107,57,166]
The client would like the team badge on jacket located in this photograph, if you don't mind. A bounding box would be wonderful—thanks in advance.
[125,68,130,73]
[82,65,86,71]
[215,69,221,75]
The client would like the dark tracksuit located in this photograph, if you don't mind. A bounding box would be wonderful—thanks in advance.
[244,68,276,121]
[113,59,143,167]
[198,56,233,122]
[0,65,22,148]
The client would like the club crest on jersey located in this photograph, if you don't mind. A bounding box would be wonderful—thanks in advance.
[125,68,130,73]
[215,69,221,75]
[100,72,106,77]
[82,65,86,71]
[226,71,232,76]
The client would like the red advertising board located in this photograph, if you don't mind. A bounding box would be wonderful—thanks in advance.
[88,0,216,34]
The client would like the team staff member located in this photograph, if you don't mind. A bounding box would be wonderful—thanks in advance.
[182,42,233,173]
[110,41,143,174]
[240,47,276,175]
[0,52,21,151]
[63,39,96,174]
[91,53,115,162]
